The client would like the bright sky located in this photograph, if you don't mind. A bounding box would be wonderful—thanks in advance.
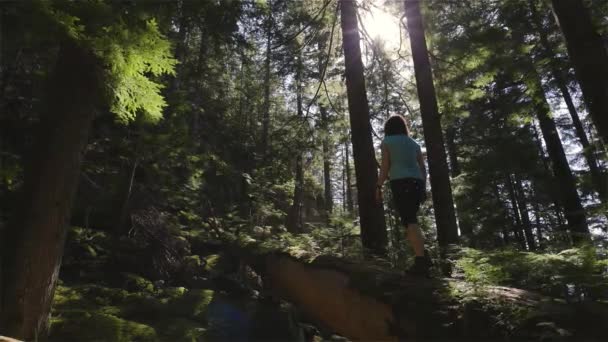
[360,1,403,53]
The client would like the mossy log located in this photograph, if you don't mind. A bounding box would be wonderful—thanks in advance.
[233,247,608,341]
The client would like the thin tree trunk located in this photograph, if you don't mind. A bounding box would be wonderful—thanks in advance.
[340,0,387,254]
[513,174,537,250]
[287,52,304,233]
[116,156,139,235]
[528,0,607,205]
[342,147,347,212]
[404,0,458,247]
[492,183,511,245]
[525,69,589,242]
[0,41,102,339]
[321,105,333,217]
[345,138,354,213]
[260,1,272,161]
[551,0,608,145]
[171,0,188,91]
[445,121,472,242]
[445,125,460,178]
[531,183,544,249]
[505,175,527,250]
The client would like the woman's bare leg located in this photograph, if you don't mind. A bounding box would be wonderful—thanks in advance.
[406,223,425,257]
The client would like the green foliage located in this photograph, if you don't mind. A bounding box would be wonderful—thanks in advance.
[121,272,155,293]
[51,283,215,342]
[95,19,177,123]
[51,311,157,342]
[41,1,177,123]
[455,247,608,299]
[455,248,510,286]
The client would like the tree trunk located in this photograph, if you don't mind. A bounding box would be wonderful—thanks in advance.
[531,123,565,229]
[286,154,304,233]
[345,139,354,213]
[445,124,461,178]
[493,184,511,245]
[526,70,589,242]
[513,175,536,250]
[287,53,304,233]
[260,1,272,161]
[445,121,473,242]
[505,175,527,250]
[116,156,139,235]
[171,0,188,91]
[340,0,387,254]
[0,41,102,339]
[531,183,544,249]
[528,0,607,206]
[551,0,608,145]
[321,105,333,217]
[404,0,458,247]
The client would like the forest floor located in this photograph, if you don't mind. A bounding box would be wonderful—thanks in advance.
[48,227,337,342]
[48,226,608,341]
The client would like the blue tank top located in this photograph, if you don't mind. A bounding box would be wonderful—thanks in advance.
[382,135,423,180]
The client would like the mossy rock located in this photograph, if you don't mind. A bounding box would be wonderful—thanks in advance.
[121,294,167,320]
[50,311,157,342]
[168,289,215,320]
[121,272,155,293]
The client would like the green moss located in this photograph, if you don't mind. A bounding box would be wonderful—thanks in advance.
[50,311,157,342]
[121,272,155,293]
[54,285,85,307]
[52,280,212,341]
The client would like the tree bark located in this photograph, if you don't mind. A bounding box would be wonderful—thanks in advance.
[526,70,589,242]
[116,156,139,235]
[531,123,565,229]
[513,174,536,250]
[531,183,544,249]
[505,175,527,250]
[287,53,304,233]
[492,183,512,245]
[321,105,333,217]
[260,0,272,161]
[0,40,102,339]
[344,139,354,213]
[404,0,459,247]
[445,121,473,242]
[551,0,608,145]
[528,0,607,206]
[339,0,387,254]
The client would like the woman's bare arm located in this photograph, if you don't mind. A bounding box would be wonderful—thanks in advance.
[377,143,390,187]
[417,149,427,184]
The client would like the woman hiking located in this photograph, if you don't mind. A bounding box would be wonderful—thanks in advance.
[376,115,432,276]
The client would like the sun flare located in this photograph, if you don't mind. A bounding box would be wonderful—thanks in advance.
[360,2,402,51]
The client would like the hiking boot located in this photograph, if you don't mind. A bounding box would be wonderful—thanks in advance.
[406,255,432,277]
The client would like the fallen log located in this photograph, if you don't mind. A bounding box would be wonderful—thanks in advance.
[231,246,608,341]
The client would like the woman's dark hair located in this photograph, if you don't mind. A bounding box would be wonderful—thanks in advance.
[384,115,409,136]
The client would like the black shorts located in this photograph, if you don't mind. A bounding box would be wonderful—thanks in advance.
[390,177,424,225]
